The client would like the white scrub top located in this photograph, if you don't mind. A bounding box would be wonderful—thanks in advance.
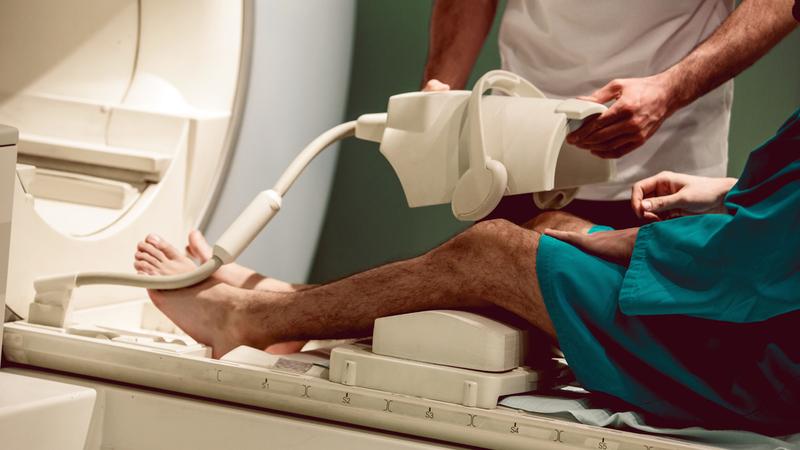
[499,0,735,200]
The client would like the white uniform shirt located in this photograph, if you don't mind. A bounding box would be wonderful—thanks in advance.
[499,0,735,200]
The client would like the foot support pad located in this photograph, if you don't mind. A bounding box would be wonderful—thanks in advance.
[28,274,77,327]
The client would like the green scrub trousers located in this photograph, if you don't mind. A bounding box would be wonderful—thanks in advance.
[537,108,800,435]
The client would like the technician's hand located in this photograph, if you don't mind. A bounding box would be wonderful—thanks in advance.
[543,228,639,267]
[566,74,677,159]
[631,171,738,221]
[422,79,451,92]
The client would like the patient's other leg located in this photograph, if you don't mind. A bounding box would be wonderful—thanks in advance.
[134,230,310,292]
[184,230,312,292]
[148,219,555,358]
[524,210,594,235]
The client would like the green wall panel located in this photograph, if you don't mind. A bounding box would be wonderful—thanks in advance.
[728,28,800,175]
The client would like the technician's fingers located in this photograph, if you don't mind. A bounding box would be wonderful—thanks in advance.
[135,251,160,267]
[422,79,450,92]
[579,79,623,105]
[587,133,643,158]
[567,102,632,145]
[566,115,598,143]
[631,171,681,217]
[567,80,625,144]
[578,120,640,146]
[137,241,166,262]
[633,172,670,196]
[632,179,659,219]
[641,193,686,214]
[146,234,179,259]
[134,260,156,275]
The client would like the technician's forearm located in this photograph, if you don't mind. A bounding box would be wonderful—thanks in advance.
[663,0,798,111]
[422,0,498,89]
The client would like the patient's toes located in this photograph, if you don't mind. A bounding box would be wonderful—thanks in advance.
[138,241,166,262]
[136,251,160,267]
[136,234,200,276]
[187,230,213,261]
[147,234,179,259]
[134,260,155,275]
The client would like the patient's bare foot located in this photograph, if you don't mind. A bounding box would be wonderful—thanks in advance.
[184,229,215,264]
[133,232,245,286]
[134,231,307,355]
[134,234,197,276]
[147,279,277,358]
[184,231,307,353]
[264,341,306,354]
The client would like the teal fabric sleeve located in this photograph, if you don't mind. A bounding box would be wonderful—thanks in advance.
[619,108,800,323]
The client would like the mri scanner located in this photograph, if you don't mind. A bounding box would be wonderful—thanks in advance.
[0,2,729,449]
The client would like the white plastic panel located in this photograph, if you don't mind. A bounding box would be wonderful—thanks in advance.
[0,135,17,357]
[372,310,526,372]
[19,133,172,180]
[28,169,138,210]
[1,94,110,148]
[116,0,244,228]
[329,344,538,409]
[0,371,96,450]
[6,368,465,450]
[0,0,137,104]
[124,0,243,113]
[0,125,18,147]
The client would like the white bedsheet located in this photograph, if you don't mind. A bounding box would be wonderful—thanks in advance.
[500,393,800,450]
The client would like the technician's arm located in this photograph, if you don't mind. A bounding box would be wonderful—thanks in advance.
[569,0,799,158]
[422,0,498,90]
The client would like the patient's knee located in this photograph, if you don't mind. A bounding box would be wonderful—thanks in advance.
[461,219,519,246]
[434,219,529,262]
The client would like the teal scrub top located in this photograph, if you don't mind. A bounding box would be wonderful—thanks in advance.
[620,108,800,324]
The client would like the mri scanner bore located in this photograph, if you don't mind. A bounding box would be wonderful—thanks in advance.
[2,1,800,450]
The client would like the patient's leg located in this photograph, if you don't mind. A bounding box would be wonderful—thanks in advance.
[147,219,555,358]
